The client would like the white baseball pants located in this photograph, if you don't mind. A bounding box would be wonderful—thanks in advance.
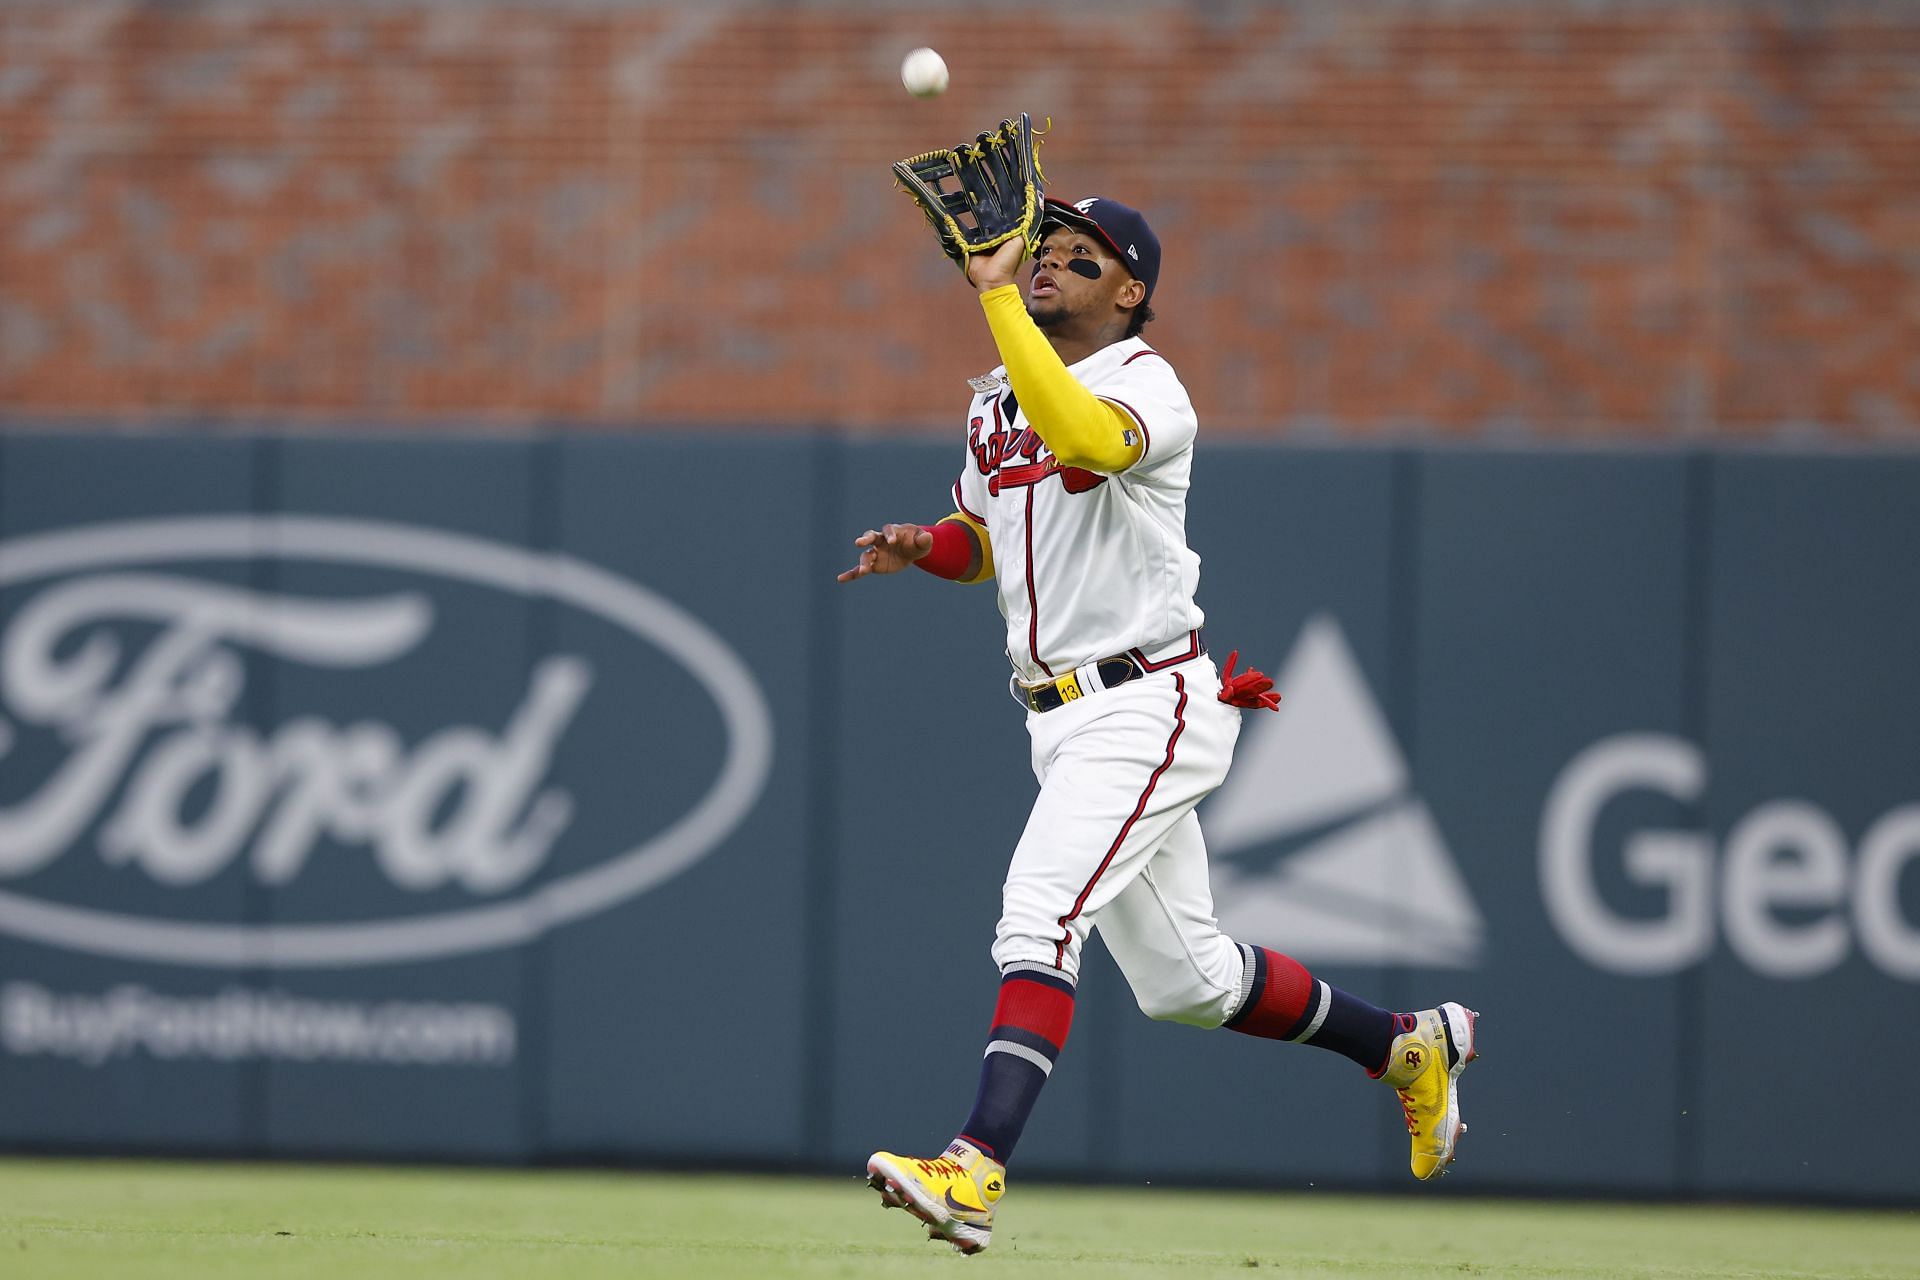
[991,655,1249,1027]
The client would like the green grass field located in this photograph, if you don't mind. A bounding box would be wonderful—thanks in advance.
[1,1158,1913,1279]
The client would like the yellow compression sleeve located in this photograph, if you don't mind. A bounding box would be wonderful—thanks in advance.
[978,285,1147,473]
[937,512,994,584]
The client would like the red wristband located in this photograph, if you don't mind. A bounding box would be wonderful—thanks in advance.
[914,521,974,580]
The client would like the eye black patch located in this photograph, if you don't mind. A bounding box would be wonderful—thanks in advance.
[1065,259,1103,280]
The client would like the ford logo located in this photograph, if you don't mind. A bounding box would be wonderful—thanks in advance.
[0,516,774,968]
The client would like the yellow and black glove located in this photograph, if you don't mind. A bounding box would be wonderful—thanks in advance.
[893,114,1046,269]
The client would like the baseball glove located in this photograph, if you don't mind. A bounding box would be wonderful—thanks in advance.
[892,113,1046,269]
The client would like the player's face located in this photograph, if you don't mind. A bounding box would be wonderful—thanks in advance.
[1028,231,1129,330]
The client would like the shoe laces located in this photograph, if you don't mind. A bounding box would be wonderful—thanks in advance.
[914,1157,967,1181]
[1397,1089,1421,1137]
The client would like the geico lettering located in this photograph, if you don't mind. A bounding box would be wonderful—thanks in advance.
[1856,806,1920,979]
[1721,801,1849,979]
[1540,733,1920,981]
[1539,734,1713,975]
[0,572,590,894]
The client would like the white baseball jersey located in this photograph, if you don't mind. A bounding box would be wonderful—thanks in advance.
[952,336,1204,685]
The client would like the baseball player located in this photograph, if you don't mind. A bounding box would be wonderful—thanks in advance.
[839,196,1478,1255]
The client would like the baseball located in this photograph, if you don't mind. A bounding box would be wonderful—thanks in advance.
[901,47,949,98]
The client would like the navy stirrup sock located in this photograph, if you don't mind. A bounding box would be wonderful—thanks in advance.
[956,964,1076,1163]
[1224,943,1399,1075]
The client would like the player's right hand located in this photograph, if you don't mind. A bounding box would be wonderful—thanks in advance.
[965,237,1028,293]
[837,523,933,582]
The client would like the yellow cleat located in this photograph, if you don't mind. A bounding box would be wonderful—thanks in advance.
[866,1140,1006,1255]
[1380,1002,1479,1180]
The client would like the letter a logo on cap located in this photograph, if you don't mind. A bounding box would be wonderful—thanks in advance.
[1074,197,1100,213]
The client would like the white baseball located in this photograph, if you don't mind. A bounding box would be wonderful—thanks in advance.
[901,47,949,99]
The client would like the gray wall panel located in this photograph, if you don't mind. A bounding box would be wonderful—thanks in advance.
[0,434,264,1151]
[1411,451,1693,1192]
[1104,449,1401,1184]
[259,437,539,1158]
[539,436,809,1159]
[1696,455,1920,1199]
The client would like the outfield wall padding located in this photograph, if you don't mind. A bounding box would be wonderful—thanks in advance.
[0,432,1914,1202]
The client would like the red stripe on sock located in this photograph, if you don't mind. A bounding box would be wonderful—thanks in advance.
[1229,947,1315,1041]
[991,976,1076,1051]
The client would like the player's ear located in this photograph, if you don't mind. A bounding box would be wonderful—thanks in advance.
[1117,276,1147,312]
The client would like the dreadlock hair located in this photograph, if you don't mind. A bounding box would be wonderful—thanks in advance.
[1125,302,1156,339]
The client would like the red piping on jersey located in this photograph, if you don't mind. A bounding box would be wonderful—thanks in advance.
[1054,671,1189,967]
[1128,629,1203,672]
[1121,348,1161,366]
[1024,486,1052,676]
[952,478,985,525]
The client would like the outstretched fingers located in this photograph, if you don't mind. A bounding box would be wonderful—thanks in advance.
[837,530,885,583]
[837,524,929,582]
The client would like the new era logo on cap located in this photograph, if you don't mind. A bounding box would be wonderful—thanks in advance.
[1042,195,1161,302]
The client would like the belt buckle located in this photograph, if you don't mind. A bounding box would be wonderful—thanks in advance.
[1017,677,1047,713]
[1018,669,1084,713]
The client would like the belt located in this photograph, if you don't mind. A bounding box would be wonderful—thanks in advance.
[1019,657,1142,714]
[1015,630,1207,714]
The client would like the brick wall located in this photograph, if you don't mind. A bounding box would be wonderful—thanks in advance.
[1,2,1915,440]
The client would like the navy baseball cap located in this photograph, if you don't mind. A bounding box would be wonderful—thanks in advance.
[1040,196,1161,302]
